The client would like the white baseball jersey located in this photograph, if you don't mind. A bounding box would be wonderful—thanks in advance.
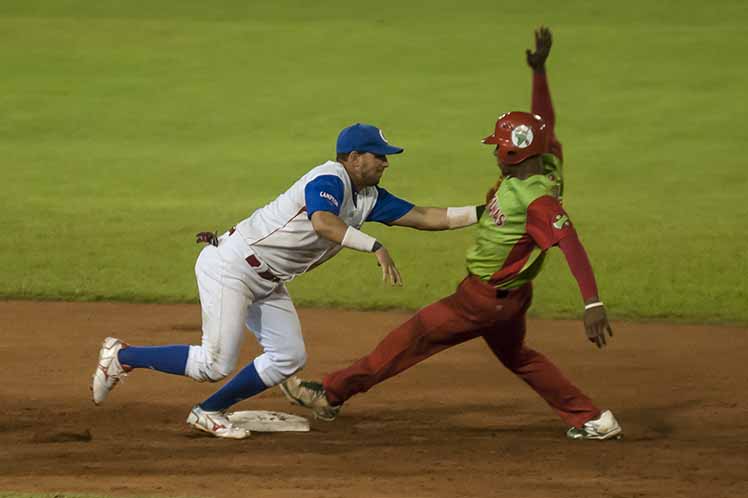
[234,161,413,280]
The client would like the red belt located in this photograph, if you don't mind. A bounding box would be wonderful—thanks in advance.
[246,254,280,282]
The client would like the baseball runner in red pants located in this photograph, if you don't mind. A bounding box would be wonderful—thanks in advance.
[281,27,622,440]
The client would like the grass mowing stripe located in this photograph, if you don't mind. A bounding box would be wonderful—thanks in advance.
[2,0,747,322]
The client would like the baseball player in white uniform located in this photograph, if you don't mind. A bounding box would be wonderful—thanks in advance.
[91,123,485,438]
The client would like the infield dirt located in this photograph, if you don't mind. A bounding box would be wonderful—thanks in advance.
[1,301,747,498]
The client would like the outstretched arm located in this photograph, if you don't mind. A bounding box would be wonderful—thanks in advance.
[390,205,485,230]
[526,26,563,161]
[368,187,484,231]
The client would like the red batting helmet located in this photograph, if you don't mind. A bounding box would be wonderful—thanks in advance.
[482,112,548,165]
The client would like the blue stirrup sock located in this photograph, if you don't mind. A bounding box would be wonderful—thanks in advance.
[199,361,268,413]
[117,345,189,376]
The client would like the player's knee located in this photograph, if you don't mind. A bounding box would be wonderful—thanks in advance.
[410,311,448,348]
[274,347,307,378]
[499,356,520,372]
[499,347,536,373]
[184,346,236,383]
[262,347,306,385]
[252,339,307,386]
[202,363,231,382]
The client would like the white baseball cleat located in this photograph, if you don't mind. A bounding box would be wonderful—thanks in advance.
[566,409,623,440]
[279,375,341,422]
[91,336,129,405]
[186,405,251,439]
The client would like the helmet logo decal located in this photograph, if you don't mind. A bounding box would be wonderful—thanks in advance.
[379,129,390,144]
[511,125,534,149]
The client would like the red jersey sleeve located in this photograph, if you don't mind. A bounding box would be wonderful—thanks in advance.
[532,72,563,162]
[528,196,599,301]
[558,232,600,302]
[526,195,575,250]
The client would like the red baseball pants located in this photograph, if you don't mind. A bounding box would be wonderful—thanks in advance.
[323,275,600,428]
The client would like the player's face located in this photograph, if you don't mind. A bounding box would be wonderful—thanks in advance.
[357,152,389,186]
[493,146,510,175]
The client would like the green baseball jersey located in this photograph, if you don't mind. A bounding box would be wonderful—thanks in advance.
[465,153,572,289]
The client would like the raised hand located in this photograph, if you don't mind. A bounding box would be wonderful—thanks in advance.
[526,26,553,72]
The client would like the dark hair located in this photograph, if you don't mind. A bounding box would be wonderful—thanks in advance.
[336,152,352,162]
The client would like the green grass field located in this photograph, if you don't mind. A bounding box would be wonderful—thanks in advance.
[2,0,747,323]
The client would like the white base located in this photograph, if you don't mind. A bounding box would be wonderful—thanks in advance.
[227,410,310,432]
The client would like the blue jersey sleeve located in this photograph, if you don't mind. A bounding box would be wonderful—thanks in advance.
[366,187,414,224]
[305,175,345,218]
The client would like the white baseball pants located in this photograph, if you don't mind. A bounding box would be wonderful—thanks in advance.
[184,232,306,386]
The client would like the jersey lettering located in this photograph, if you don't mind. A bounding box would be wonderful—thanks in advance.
[319,191,339,208]
[487,195,506,227]
[305,174,345,217]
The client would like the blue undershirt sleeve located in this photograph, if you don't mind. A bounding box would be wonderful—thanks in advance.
[366,187,415,225]
[305,175,345,218]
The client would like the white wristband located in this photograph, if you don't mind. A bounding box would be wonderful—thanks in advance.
[446,206,478,229]
[584,301,604,310]
[341,226,378,252]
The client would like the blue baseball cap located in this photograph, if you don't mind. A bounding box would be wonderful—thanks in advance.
[336,123,404,155]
